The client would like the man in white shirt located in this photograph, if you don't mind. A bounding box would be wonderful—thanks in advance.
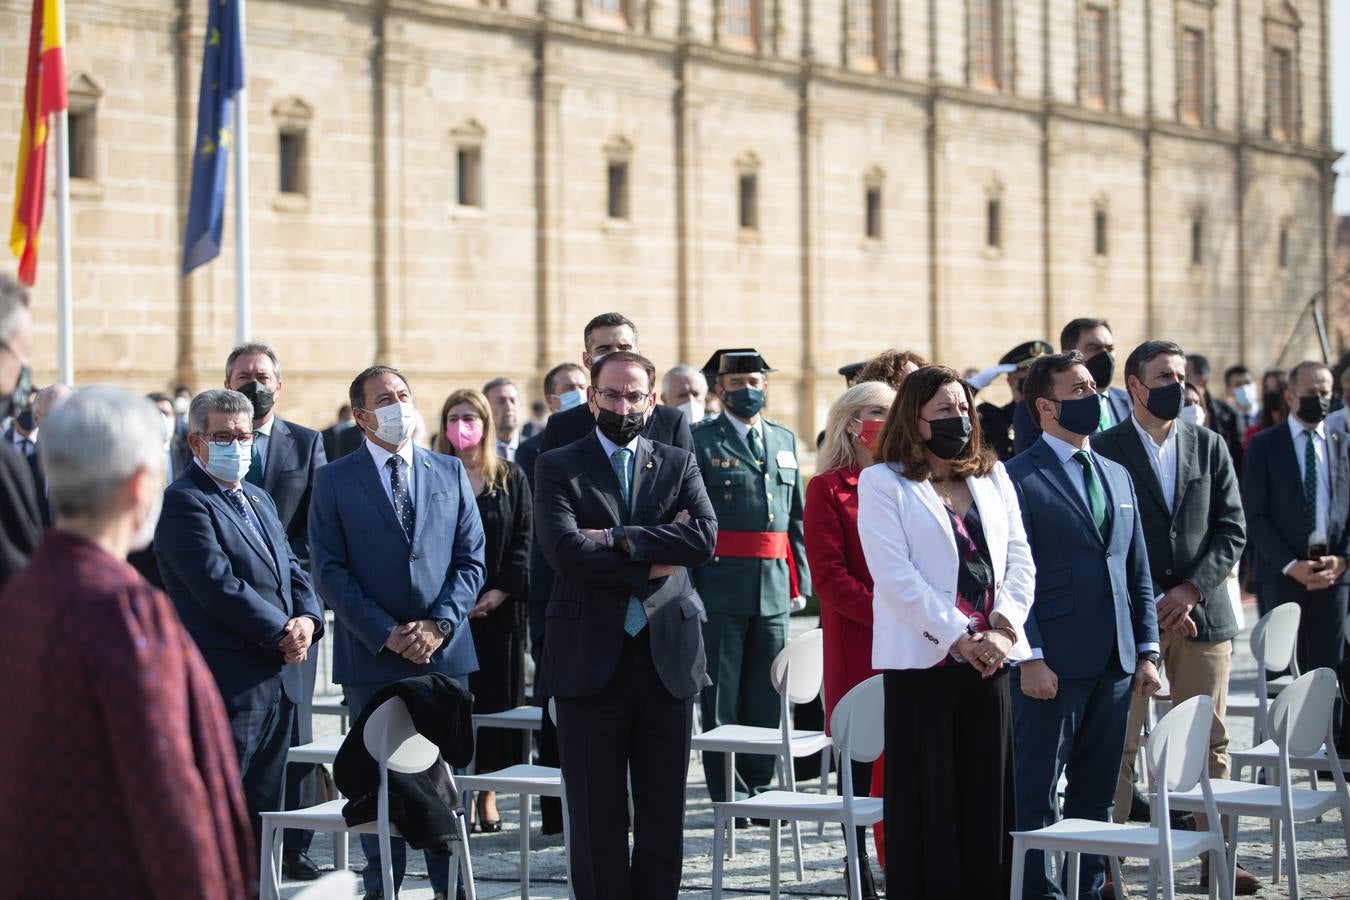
[483,377,521,461]
[1093,341,1252,894]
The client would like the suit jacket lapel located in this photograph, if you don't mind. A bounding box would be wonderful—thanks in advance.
[190,465,281,579]
[630,437,661,518]
[1114,425,1170,517]
[261,418,294,496]
[1275,425,1305,499]
[1329,431,1348,543]
[1172,424,1200,515]
[582,432,628,525]
[716,412,763,472]
[1031,439,1104,543]
[352,446,409,543]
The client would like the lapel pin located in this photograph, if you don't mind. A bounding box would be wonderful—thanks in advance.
[250,495,260,502]
[645,461,654,470]
[423,459,431,468]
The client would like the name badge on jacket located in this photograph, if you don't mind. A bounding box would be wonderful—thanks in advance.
[775,450,798,470]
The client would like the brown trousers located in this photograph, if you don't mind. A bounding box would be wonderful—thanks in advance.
[1112,632,1232,829]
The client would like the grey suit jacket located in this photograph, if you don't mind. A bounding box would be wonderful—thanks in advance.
[1092,419,1245,643]
[259,417,327,567]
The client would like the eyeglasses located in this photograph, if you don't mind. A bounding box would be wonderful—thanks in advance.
[595,389,652,406]
[202,431,256,447]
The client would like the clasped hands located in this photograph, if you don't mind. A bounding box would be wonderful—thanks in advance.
[579,510,691,581]
[383,619,446,665]
[1288,556,1346,592]
[277,616,316,665]
[951,628,1014,678]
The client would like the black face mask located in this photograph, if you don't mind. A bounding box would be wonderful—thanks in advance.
[923,415,972,460]
[1296,394,1330,425]
[1263,391,1282,413]
[1085,351,1115,390]
[15,408,35,432]
[596,407,646,445]
[1142,381,1184,421]
[237,381,275,419]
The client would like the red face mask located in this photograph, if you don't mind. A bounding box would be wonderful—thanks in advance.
[856,418,884,451]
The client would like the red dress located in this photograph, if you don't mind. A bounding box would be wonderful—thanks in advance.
[0,532,254,899]
[804,466,880,726]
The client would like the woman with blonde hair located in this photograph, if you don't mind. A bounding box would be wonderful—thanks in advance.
[803,379,896,899]
[434,388,532,831]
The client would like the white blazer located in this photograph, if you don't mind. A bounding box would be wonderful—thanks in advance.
[857,460,1036,670]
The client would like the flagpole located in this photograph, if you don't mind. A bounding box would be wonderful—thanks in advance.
[53,12,73,385]
[232,0,250,344]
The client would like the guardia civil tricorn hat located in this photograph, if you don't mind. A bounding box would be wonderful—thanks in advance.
[716,350,776,376]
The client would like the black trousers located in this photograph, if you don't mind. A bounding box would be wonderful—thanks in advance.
[229,691,297,849]
[554,629,693,900]
[531,632,564,833]
[283,651,319,856]
[884,666,1014,900]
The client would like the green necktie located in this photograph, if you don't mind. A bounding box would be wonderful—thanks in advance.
[1073,450,1108,540]
[747,426,763,463]
[1097,394,1111,432]
[245,439,264,487]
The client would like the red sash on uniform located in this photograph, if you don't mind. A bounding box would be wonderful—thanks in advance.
[714,530,800,598]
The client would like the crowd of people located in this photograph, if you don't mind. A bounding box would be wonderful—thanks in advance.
[0,265,1346,900]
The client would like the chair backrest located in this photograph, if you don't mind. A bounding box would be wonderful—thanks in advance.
[1143,695,1214,793]
[829,674,885,765]
[363,695,441,774]
[1267,668,1339,758]
[769,629,824,706]
[1252,602,1301,674]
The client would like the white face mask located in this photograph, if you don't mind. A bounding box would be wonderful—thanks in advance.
[160,414,176,445]
[365,401,417,446]
[557,388,586,412]
[130,488,162,553]
[172,396,189,416]
[675,399,705,425]
[1179,404,1205,428]
[1232,383,1257,411]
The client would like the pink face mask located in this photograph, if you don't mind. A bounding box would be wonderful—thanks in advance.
[445,419,484,452]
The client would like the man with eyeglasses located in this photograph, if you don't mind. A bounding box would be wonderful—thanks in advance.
[155,388,325,849]
[0,273,39,591]
[691,349,812,808]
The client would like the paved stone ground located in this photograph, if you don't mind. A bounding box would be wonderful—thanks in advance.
[281,606,1350,898]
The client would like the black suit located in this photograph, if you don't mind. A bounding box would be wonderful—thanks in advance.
[0,441,40,590]
[257,416,327,857]
[321,422,358,462]
[1242,420,1350,680]
[155,464,325,842]
[26,451,49,528]
[1092,419,1245,643]
[1204,392,1244,474]
[534,432,716,900]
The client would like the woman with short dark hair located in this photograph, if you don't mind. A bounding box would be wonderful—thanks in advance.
[856,366,1035,899]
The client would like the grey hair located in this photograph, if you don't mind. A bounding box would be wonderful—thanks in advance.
[189,389,254,434]
[225,341,281,381]
[33,383,73,423]
[0,273,31,346]
[661,364,707,399]
[39,387,166,518]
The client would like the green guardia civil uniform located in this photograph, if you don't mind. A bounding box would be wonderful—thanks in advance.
[691,351,811,802]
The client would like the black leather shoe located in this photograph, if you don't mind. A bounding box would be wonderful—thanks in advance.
[1128,785,1150,822]
[282,851,321,881]
[750,817,773,826]
[734,817,751,829]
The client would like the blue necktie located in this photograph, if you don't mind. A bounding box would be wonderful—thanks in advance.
[387,456,415,539]
[611,448,647,636]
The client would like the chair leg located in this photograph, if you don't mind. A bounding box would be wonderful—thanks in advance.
[1211,846,1230,900]
[333,830,347,872]
[1009,837,1026,900]
[1146,859,1158,900]
[818,748,830,837]
[258,819,275,900]
[1066,852,1080,900]
[379,825,395,900]
[457,808,479,900]
[726,752,737,859]
[1283,807,1299,900]
[769,817,781,900]
[519,793,532,898]
[1271,816,1282,885]
[843,816,862,900]
[1108,855,1125,900]
[711,808,727,900]
[1160,854,1175,900]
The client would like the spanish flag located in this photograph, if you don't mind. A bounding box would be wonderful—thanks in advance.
[9,0,67,286]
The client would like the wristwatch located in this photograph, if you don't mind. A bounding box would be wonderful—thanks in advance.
[434,618,452,637]
[1138,650,1161,666]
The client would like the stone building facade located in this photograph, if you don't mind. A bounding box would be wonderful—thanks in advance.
[0,0,1339,436]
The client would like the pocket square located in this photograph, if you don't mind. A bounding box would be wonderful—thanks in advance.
[1120,503,1133,509]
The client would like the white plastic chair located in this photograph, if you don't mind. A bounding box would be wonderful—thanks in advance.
[456,699,573,900]
[291,870,359,899]
[1011,696,1232,900]
[710,674,885,900]
[1164,668,1350,898]
[468,703,543,773]
[311,694,350,732]
[692,628,832,875]
[258,696,477,900]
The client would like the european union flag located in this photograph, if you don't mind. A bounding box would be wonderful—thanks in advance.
[181,0,244,275]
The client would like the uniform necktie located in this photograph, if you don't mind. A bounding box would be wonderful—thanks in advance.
[387,456,415,539]
[1098,396,1112,432]
[747,426,763,463]
[226,488,268,552]
[1073,450,1108,540]
[611,447,646,636]
[1304,430,1318,537]
[245,439,264,487]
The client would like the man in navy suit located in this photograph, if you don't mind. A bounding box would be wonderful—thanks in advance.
[535,351,717,899]
[1013,319,1132,455]
[224,341,330,879]
[1242,361,1350,700]
[155,388,325,846]
[309,365,486,900]
[1006,352,1161,900]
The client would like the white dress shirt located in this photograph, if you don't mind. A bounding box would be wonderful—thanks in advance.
[1040,432,1100,510]
[365,438,416,510]
[1130,415,1179,515]
[1288,415,1330,548]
